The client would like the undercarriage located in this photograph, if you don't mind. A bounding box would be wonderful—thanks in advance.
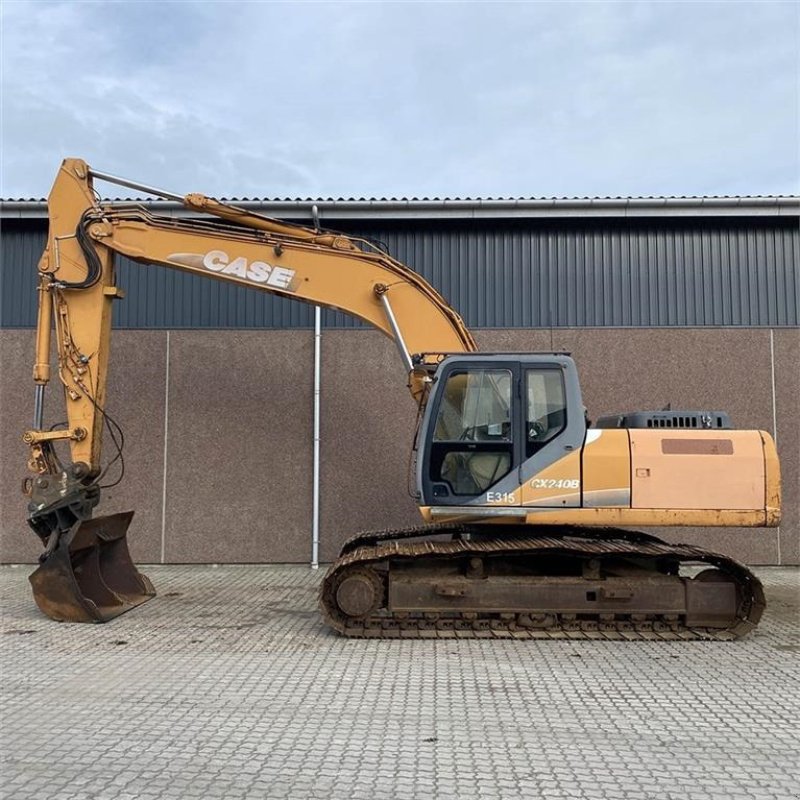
[319,524,765,640]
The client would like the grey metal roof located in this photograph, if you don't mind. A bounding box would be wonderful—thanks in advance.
[2,195,799,220]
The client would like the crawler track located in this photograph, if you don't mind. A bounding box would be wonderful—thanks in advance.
[319,525,765,640]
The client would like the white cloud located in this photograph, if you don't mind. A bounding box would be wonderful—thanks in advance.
[1,0,797,199]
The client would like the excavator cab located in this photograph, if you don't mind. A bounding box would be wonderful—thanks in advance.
[418,354,585,511]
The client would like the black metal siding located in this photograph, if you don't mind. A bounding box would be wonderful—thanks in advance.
[1,217,797,328]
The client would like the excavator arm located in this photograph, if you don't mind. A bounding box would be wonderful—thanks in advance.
[23,158,475,621]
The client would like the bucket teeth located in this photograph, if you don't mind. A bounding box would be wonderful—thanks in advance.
[28,511,155,623]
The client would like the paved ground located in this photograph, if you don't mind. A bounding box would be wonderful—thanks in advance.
[1,565,798,800]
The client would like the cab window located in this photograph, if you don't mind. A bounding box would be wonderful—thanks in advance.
[526,369,566,456]
[431,369,513,495]
[434,369,512,442]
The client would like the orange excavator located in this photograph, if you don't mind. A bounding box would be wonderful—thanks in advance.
[22,158,780,639]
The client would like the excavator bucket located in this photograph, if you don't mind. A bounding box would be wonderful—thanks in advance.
[29,511,155,623]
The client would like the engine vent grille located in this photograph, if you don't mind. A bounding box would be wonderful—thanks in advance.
[594,410,733,430]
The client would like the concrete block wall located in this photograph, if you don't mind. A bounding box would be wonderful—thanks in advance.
[1,327,797,565]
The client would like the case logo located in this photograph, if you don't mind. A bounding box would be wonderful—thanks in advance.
[168,250,298,291]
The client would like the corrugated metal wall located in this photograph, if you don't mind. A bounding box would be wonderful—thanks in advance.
[1,217,797,328]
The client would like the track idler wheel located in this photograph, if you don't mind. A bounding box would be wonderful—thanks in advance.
[333,567,385,619]
[29,511,155,623]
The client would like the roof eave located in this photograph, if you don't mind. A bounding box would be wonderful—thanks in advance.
[1,196,798,221]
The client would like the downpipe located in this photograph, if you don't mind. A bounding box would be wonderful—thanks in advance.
[311,306,322,569]
[311,205,322,569]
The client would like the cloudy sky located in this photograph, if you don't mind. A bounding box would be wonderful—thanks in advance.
[1,1,797,200]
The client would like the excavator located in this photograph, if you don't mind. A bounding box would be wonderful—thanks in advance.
[21,158,780,639]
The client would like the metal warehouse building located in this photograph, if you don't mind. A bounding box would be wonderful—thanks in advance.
[1,195,798,566]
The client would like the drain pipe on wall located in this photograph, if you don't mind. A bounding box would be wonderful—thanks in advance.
[311,204,322,569]
[311,305,322,569]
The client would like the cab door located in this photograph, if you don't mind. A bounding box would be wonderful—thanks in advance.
[422,363,522,506]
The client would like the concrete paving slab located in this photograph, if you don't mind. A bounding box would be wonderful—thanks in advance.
[0,565,798,800]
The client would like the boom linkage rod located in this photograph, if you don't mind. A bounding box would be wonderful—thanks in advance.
[376,288,413,372]
[88,168,184,202]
